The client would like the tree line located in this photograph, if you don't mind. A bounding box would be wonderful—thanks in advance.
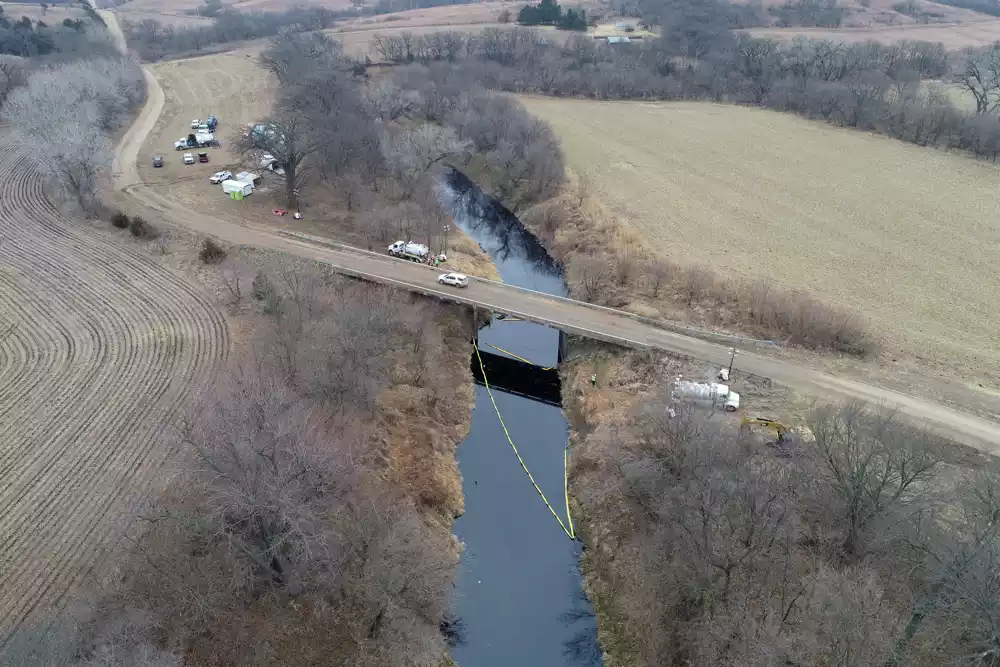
[121,0,487,61]
[517,0,588,31]
[370,28,1000,160]
[122,6,348,61]
[572,369,1000,666]
[2,52,145,214]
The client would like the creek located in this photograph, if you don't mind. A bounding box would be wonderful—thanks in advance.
[443,169,601,667]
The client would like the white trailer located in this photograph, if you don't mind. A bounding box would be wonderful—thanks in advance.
[221,180,253,197]
[388,240,430,262]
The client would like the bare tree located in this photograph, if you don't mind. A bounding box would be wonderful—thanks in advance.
[259,29,343,87]
[682,264,713,306]
[0,58,25,108]
[808,403,942,561]
[379,123,467,200]
[645,257,672,298]
[234,107,318,211]
[568,255,612,303]
[956,46,1000,115]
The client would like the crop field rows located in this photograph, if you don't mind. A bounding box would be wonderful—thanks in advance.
[0,135,228,636]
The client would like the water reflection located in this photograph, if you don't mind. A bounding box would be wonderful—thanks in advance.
[442,169,602,667]
[444,168,566,297]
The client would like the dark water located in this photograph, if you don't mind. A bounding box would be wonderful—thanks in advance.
[444,170,601,667]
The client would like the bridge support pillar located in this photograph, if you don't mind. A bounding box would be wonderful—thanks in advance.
[557,329,567,365]
[470,306,478,345]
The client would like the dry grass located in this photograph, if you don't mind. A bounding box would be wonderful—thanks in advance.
[0,3,87,23]
[749,17,1000,47]
[324,2,529,56]
[520,96,1000,374]
[114,0,511,32]
[737,0,996,26]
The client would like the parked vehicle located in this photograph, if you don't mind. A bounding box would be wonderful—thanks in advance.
[151,155,163,168]
[195,131,217,146]
[183,152,195,165]
[388,240,430,262]
[221,179,253,197]
[197,152,209,163]
[206,115,218,131]
[670,379,740,412]
[190,119,201,129]
[175,132,218,150]
[438,272,469,288]
[210,170,233,184]
[257,154,285,176]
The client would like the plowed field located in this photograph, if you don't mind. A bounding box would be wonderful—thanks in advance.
[0,134,227,635]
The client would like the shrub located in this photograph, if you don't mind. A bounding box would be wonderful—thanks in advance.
[128,215,152,237]
[251,271,277,306]
[199,238,227,264]
[110,211,129,229]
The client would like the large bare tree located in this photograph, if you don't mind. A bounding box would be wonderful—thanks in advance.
[956,46,1000,115]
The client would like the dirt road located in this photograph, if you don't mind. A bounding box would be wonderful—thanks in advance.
[111,56,1000,454]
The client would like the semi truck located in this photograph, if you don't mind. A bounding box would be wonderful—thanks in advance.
[388,240,430,262]
[174,132,218,150]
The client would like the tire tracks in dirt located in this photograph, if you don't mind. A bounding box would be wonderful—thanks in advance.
[0,134,228,638]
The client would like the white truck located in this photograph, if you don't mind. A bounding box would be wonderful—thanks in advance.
[671,379,740,412]
[388,240,430,262]
[195,131,217,146]
[174,132,218,150]
[258,154,285,176]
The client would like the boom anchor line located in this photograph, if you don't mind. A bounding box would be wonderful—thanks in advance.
[474,344,575,540]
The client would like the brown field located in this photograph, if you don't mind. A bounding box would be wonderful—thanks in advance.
[736,0,995,27]
[114,0,510,27]
[520,96,1000,375]
[113,8,215,28]
[749,18,1000,46]
[0,2,87,24]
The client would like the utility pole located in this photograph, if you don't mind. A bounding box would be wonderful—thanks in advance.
[728,348,737,376]
[443,224,450,256]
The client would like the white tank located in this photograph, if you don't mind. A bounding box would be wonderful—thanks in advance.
[670,380,740,412]
[672,381,726,401]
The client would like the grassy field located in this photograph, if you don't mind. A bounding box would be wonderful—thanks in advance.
[519,97,1000,375]
[749,18,1000,47]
